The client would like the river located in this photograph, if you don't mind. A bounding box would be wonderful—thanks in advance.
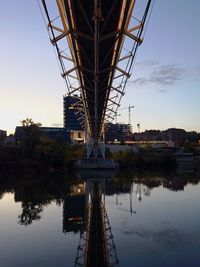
[0,168,200,267]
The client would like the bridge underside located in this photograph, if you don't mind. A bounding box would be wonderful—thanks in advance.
[62,0,135,140]
[41,0,152,157]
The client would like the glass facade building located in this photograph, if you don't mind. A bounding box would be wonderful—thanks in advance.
[63,95,83,131]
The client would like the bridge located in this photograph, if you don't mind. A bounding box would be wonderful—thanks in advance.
[40,2,154,261]
[40,0,153,159]
[72,178,119,267]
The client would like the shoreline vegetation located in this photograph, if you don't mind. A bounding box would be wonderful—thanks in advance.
[0,119,83,176]
[0,119,198,177]
[0,140,188,176]
[109,148,177,170]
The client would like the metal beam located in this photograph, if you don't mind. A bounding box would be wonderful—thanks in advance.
[128,22,143,33]
[115,66,130,77]
[118,53,132,62]
[100,31,119,42]
[123,30,143,44]
[59,54,73,62]
[106,107,117,114]
[111,86,125,95]
[49,24,65,33]
[77,0,94,34]
[50,29,70,44]
[62,66,78,77]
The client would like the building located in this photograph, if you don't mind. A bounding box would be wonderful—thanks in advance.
[15,126,70,143]
[134,128,187,147]
[0,130,7,143]
[63,95,85,144]
[39,127,70,141]
[105,123,132,142]
[134,130,162,142]
[63,95,84,130]
[163,128,186,146]
[63,183,85,233]
[5,134,15,144]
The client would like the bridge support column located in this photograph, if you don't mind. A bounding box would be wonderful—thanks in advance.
[85,120,105,159]
[86,140,105,159]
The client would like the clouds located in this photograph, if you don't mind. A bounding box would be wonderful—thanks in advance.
[191,66,200,79]
[134,60,159,67]
[51,123,63,127]
[151,65,186,85]
[122,225,185,251]
[131,64,186,88]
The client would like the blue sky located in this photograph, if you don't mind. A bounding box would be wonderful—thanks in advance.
[0,0,200,134]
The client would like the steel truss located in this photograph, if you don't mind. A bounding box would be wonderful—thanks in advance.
[74,179,119,266]
[102,204,120,267]
[40,0,153,158]
[75,231,87,267]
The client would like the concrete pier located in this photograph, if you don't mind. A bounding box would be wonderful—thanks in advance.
[74,159,119,170]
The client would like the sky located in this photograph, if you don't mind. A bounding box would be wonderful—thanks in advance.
[0,0,200,134]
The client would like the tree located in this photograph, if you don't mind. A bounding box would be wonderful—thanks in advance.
[18,202,43,226]
[20,118,41,127]
[20,118,42,158]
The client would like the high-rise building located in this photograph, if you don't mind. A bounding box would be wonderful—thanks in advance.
[63,95,85,144]
[63,95,83,130]
[63,183,85,234]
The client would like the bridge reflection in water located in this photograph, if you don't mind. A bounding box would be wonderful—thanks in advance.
[63,171,119,267]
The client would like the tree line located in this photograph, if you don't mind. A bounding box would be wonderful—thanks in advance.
[0,118,84,175]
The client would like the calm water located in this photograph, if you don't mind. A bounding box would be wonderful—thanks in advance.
[0,169,200,267]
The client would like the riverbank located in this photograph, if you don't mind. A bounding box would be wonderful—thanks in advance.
[109,148,178,170]
[1,142,199,177]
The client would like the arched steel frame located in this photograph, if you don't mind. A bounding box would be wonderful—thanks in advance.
[41,0,153,158]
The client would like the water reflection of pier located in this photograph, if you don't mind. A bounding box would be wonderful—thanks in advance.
[63,171,119,267]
